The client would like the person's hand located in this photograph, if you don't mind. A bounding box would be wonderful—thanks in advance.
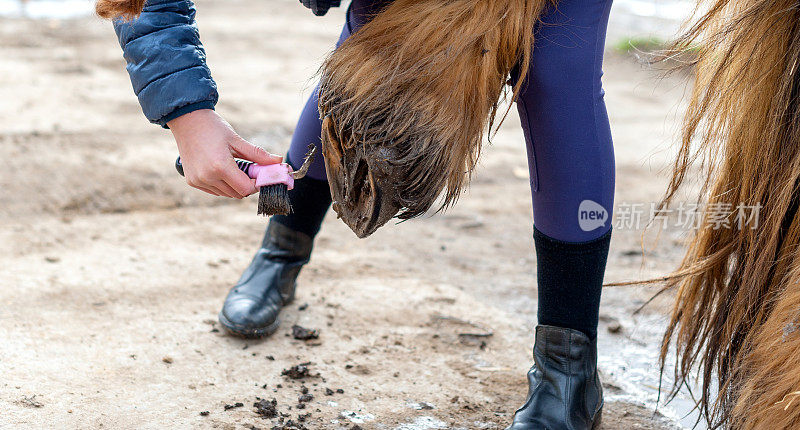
[168,109,283,198]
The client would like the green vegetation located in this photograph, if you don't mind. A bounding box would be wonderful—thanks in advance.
[613,36,668,54]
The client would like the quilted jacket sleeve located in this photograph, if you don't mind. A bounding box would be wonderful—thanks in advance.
[113,0,218,127]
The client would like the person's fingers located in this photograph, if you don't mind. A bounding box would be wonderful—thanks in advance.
[185,175,221,197]
[189,172,236,198]
[229,137,283,165]
[211,179,244,199]
[196,185,222,197]
[186,179,221,196]
[222,168,259,197]
[191,158,243,198]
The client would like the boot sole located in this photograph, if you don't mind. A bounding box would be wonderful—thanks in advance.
[217,310,282,339]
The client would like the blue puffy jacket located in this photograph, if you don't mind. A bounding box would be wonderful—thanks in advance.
[113,0,217,127]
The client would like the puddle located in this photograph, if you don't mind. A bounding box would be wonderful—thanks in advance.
[599,313,703,429]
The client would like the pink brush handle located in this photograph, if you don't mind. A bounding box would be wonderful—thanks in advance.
[248,163,295,190]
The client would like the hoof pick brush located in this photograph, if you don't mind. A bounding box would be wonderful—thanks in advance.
[175,145,317,216]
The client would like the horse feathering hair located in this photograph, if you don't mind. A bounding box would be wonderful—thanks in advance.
[604,0,800,428]
[317,0,555,237]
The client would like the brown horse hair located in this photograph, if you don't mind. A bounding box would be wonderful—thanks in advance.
[318,0,555,220]
[95,0,145,20]
[605,0,800,428]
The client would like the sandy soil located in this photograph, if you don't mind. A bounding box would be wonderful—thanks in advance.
[1,1,696,428]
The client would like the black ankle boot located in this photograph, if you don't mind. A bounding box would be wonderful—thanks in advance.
[507,325,603,430]
[218,220,313,338]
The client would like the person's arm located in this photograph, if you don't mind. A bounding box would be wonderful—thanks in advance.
[112,0,281,198]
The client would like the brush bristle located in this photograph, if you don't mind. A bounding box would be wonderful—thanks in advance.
[257,184,291,216]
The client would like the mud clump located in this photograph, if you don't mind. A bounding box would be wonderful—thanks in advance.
[291,325,319,341]
[224,402,244,411]
[282,363,312,379]
[254,397,278,418]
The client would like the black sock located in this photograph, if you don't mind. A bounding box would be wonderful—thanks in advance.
[270,155,332,238]
[533,226,612,340]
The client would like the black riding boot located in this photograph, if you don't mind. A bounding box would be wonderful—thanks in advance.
[507,325,603,430]
[218,221,312,337]
[218,172,331,338]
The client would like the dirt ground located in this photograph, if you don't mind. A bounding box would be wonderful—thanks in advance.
[1,1,697,428]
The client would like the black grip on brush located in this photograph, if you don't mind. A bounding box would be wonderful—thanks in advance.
[174,157,254,177]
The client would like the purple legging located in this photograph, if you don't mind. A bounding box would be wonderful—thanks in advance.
[288,0,615,243]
